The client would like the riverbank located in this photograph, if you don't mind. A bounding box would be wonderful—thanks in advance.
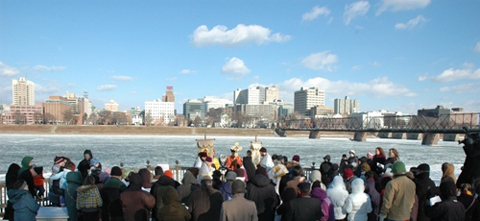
[0,124,358,138]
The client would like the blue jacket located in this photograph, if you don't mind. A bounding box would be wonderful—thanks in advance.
[7,189,40,221]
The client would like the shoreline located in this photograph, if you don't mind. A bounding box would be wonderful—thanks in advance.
[0,124,358,138]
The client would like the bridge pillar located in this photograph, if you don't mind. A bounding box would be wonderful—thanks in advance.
[353,132,367,142]
[422,133,440,145]
[443,134,459,142]
[407,133,423,140]
[378,132,392,138]
[392,133,406,139]
[309,131,321,139]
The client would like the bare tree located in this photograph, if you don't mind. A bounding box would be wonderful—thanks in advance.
[144,111,153,126]
[82,113,88,125]
[13,111,25,124]
[44,113,56,124]
[88,113,99,125]
[34,112,43,124]
[98,110,112,125]
[63,109,74,125]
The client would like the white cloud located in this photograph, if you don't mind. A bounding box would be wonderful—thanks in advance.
[352,65,361,70]
[377,0,431,15]
[475,42,480,53]
[179,69,197,74]
[431,68,480,82]
[440,82,480,94]
[166,77,178,81]
[0,62,20,77]
[343,1,370,25]
[277,77,417,101]
[300,51,338,72]
[35,84,60,94]
[302,6,331,21]
[191,24,291,47]
[252,75,260,81]
[111,75,133,81]
[221,57,251,76]
[370,61,381,67]
[97,85,118,91]
[395,15,427,30]
[32,65,66,72]
[418,73,429,81]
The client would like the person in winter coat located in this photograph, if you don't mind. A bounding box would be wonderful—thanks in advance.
[277,188,297,221]
[347,150,359,170]
[311,186,335,221]
[458,183,476,221]
[343,178,372,221]
[269,154,289,194]
[284,182,324,221]
[425,177,465,221]
[379,161,416,221]
[243,153,256,183]
[7,180,40,221]
[370,147,386,175]
[364,171,380,221]
[79,149,93,181]
[138,168,153,191]
[326,175,349,221]
[441,163,457,184]
[187,176,224,221]
[17,156,37,197]
[310,170,327,190]
[384,148,399,169]
[221,180,258,221]
[153,171,181,220]
[120,173,156,221]
[177,170,200,204]
[66,170,83,221]
[77,176,103,221]
[18,156,33,176]
[226,149,243,171]
[4,163,20,220]
[100,166,125,221]
[219,171,236,201]
[320,155,333,187]
[157,186,191,221]
[413,163,437,221]
[246,167,280,221]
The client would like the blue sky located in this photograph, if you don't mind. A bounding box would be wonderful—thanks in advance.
[1,0,479,114]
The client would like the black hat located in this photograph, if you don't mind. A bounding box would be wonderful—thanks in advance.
[111,166,123,176]
[417,163,430,172]
[232,180,246,194]
[324,155,331,161]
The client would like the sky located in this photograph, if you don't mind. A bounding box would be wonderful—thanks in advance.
[1,0,480,114]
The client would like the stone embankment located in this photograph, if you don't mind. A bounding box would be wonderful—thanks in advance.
[0,125,355,138]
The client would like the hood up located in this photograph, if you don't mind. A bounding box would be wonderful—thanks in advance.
[351,178,365,194]
[77,184,97,193]
[182,170,197,185]
[309,170,322,183]
[311,187,328,200]
[250,174,271,187]
[330,175,346,190]
[7,189,30,203]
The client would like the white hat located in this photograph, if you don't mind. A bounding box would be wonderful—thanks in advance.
[349,150,355,154]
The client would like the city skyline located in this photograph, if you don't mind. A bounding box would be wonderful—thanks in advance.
[1,1,479,114]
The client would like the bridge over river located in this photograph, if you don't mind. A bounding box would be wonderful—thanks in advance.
[276,113,480,145]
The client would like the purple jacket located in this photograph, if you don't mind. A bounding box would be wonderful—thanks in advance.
[311,187,335,221]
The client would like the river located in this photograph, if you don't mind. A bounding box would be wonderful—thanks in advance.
[0,134,465,182]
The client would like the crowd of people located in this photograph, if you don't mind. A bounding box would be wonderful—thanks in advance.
[3,144,480,221]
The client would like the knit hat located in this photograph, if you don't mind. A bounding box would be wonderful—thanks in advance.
[226,171,237,181]
[90,158,100,166]
[343,168,354,179]
[54,156,63,164]
[349,150,355,155]
[260,147,267,153]
[232,180,246,194]
[206,157,213,163]
[417,163,430,172]
[361,163,371,172]
[111,166,123,176]
[292,155,300,162]
[391,161,407,175]
[234,168,245,178]
[99,172,110,182]
[323,155,331,161]
[164,170,173,178]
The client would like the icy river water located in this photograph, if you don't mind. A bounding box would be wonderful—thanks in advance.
[0,134,465,182]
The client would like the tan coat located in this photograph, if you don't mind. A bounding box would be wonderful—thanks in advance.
[380,175,416,220]
[220,193,258,221]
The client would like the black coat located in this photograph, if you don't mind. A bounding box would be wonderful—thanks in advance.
[425,196,465,221]
[246,174,280,221]
[18,169,36,197]
[243,156,256,181]
[457,142,480,188]
[415,173,437,221]
[100,187,123,221]
[283,197,324,221]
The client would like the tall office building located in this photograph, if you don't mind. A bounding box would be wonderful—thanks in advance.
[12,77,35,105]
[145,99,175,125]
[105,100,119,112]
[294,87,325,116]
[162,86,175,102]
[233,86,279,105]
[183,99,206,120]
[334,96,360,115]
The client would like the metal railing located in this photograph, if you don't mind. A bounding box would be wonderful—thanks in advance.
[279,113,480,133]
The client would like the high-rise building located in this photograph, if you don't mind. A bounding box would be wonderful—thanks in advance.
[183,99,206,120]
[162,86,175,102]
[233,86,279,105]
[334,96,360,115]
[105,100,119,112]
[12,77,35,105]
[145,99,175,125]
[294,87,325,116]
